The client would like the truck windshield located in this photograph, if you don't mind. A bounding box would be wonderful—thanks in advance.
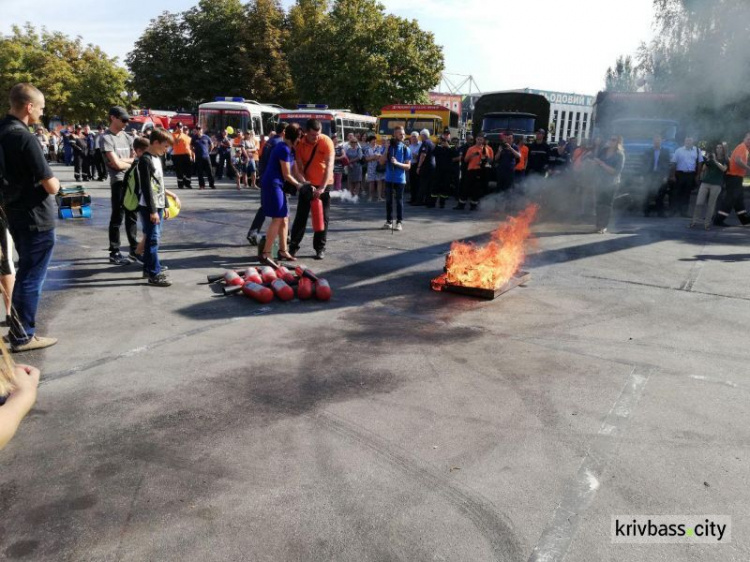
[482,116,535,134]
[378,117,437,136]
[612,119,678,141]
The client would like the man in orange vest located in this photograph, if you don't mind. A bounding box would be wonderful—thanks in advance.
[171,123,193,189]
[715,133,750,226]
[290,119,335,260]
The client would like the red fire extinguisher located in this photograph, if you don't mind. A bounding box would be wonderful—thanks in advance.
[311,198,324,233]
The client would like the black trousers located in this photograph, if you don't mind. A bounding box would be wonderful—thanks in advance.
[716,175,750,224]
[409,165,419,202]
[73,152,85,180]
[674,171,696,216]
[109,180,138,255]
[173,154,192,188]
[459,170,483,204]
[496,167,515,192]
[94,149,107,180]
[290,188,330,253]
[643,174,668,214]
[84,153,96,180]
[195,158,214,188]
[431,170,453,199]
[416,168,433,204]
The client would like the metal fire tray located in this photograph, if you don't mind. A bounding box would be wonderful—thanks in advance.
[441,270,531,300]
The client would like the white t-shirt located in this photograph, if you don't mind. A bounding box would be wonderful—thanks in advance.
[671,146,704,173]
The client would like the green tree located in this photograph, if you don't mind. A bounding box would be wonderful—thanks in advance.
[0,24,128,124]
[125,12,195,110]
[288,0,444,114]
[604,55,638,92]
[128,0,294,109]
[244,0,296,107]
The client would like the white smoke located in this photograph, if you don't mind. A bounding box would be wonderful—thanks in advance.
[330,190,360,204]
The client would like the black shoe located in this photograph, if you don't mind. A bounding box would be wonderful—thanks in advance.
[109,253,131,266]
[288,245,299,258]
[148,273,171,287]
[178,186,184,189]
[439,199,446,208]
[210,186,216,189]
[470,203,478,211]
[453,203,465,210]
[314,250,325,260]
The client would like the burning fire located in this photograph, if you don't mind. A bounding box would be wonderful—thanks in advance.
[432,205,538,291]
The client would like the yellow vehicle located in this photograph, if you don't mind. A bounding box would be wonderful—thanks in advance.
[375,104,460,143]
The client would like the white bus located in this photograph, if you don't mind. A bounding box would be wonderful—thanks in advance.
[198,97,282,137]
[277,105,376,139]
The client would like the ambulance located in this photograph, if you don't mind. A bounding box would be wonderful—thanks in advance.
[277,105,376,139]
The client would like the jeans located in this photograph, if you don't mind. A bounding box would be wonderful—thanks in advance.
[216,152,232,179]
[139,207,163,277]
[290,188,330,253]
[385,182,405,223]
[109,180,139,255]
[7,227,55,345]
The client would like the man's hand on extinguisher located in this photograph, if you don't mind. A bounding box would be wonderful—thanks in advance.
[313,186,325,199]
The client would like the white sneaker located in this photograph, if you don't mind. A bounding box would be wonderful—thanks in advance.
[382,221,392,230]
[395,222,403,231]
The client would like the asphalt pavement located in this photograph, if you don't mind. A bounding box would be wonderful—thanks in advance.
[1,163,749,562]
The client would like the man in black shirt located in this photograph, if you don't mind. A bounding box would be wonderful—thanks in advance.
[0,83,60,352]
[414,129,435,206]
[527,129,551,176]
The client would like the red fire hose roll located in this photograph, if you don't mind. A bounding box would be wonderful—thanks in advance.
[270,278,295,301]
[242,282,274,304]
[314,279,332,301]
[297,276,313,300]
[311,198,325,233]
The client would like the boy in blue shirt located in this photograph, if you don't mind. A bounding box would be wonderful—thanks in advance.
[379,126,412,231]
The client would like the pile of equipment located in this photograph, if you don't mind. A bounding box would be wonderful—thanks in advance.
[56,185,92,219]
[207,259,332,304]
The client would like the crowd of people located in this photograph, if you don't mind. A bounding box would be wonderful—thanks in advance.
[2,81,750,450]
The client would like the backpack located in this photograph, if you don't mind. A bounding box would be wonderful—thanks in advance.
[0,122,31,207]
[122,159,141,211]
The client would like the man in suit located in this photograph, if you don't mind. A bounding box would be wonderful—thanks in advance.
[641,135,672,217]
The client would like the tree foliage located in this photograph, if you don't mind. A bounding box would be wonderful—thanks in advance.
[0,24,129,124]
[604,56,638,92]
[128,0,445,114]
[287,0,444,114]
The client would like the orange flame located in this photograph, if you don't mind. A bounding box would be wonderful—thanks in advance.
[432,205,538,291]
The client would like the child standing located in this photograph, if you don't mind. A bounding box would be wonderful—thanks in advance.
[137,129,180,287]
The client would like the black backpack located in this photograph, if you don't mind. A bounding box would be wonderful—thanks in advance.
[0,122,30,207]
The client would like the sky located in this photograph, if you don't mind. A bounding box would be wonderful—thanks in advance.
[1,0,656,97]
